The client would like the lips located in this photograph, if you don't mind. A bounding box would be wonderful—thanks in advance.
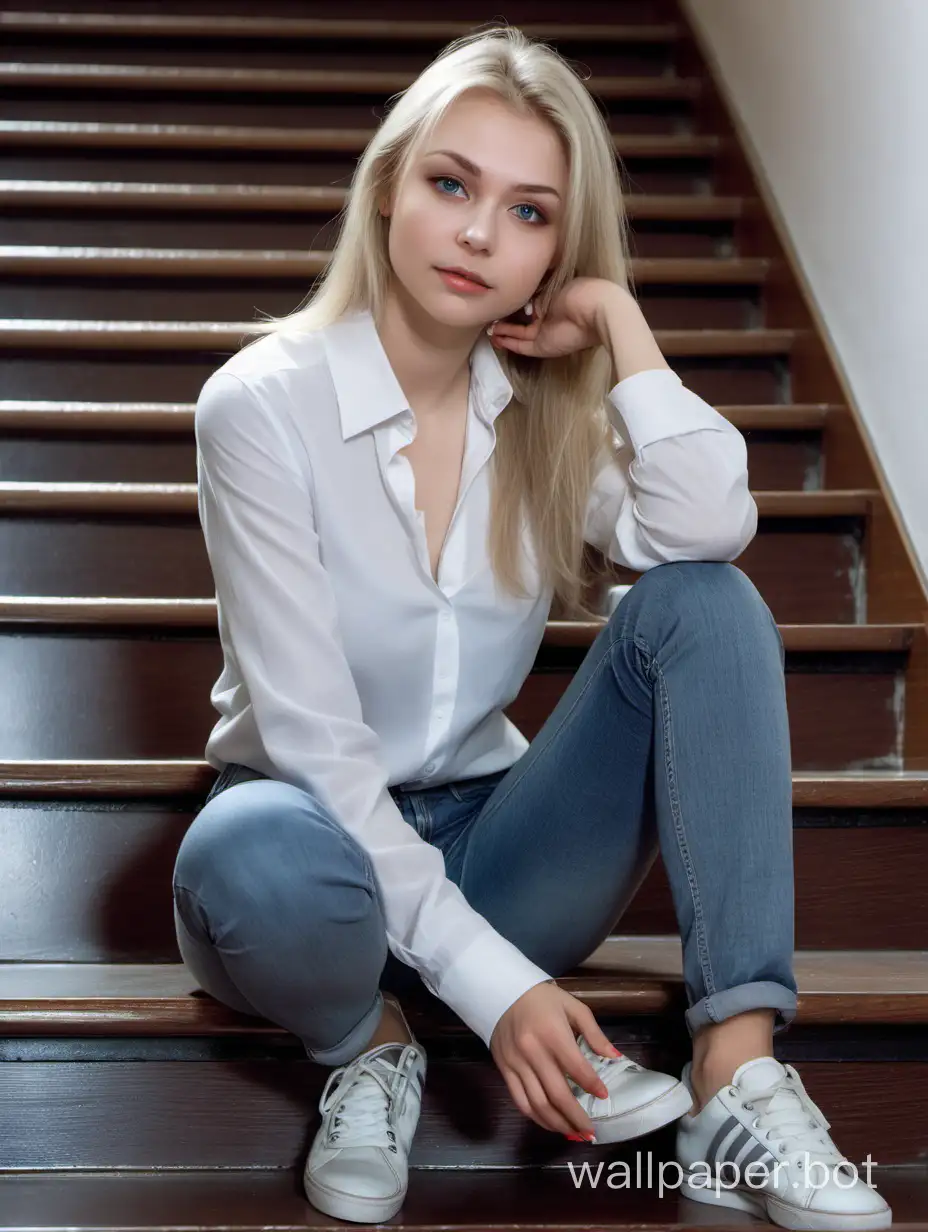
[437,267,489,287]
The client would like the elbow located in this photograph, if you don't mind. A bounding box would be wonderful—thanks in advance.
[690,490,758,561]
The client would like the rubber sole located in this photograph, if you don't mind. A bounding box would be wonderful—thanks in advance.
[590,1079,694,1144]
[682,1173,892,1230]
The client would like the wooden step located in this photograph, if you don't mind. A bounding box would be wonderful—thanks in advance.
[0,1169,923,1232]
[4,941,927,1032]
[0,615,912,768]
[0,246,775,284]
[0,319,804,355]
[0,493,877,622]
[1,62,703,99]
[0,14,686,43]
[1,762,923,954]
[0,180,752,220]
[0,399,842,432]
[2,760,926,803]
[1,947,926,1171]
[0,400,845,490]
[0,481,876,516]
[0,119,728,158]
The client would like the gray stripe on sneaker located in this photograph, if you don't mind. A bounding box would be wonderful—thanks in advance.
[706,1115,741,1165]
[724,1126,753,1164]
[740,1140,774,1171]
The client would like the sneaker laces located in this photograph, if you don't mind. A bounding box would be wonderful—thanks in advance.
[741,1064,845,1165]
[318,1044,411,1151]
[567,1035,643,1101]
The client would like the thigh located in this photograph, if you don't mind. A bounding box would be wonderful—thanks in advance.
[448,608,660,978]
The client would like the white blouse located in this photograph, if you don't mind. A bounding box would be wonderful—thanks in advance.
[194,307,756,1049]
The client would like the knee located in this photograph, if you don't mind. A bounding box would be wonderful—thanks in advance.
[174,781,374,909]
[618,561,780,647]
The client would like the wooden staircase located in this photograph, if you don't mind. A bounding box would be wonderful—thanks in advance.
[1,0,927,1226]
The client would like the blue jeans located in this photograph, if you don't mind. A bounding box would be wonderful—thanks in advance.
[173,561,798,1068]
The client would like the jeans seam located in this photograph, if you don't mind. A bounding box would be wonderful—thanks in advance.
[410,792,432,842]
[647,638,717,1002]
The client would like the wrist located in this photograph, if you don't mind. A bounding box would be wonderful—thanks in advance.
[592,283,635,347]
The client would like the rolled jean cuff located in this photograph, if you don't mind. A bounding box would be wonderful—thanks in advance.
[685,981,798,1038]
[302,988,385,1067]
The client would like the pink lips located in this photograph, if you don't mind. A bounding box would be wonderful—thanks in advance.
[436,268,491,293]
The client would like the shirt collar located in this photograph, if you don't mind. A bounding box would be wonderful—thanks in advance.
[322,307,514,442]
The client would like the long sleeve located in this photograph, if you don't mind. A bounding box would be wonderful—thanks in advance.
[584,367,758,570]
[195,372,552,1050]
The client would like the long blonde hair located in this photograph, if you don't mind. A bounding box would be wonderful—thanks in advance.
[252,24,632,620]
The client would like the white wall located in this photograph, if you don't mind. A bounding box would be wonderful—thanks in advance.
[682,0,928,597]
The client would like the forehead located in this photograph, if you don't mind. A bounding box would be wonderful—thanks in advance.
[421,91,567,188]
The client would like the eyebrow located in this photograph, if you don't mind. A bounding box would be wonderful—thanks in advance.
[424,149,562,201]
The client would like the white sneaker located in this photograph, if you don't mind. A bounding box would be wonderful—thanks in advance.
[303,997,426,1223]
[676,1055,892,1230]
[566,1034,693,1143]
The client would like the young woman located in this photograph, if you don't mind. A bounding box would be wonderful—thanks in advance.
[172,26,890,1231]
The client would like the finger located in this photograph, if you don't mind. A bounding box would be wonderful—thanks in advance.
[536,1050,598,1138]
[561,1037,611,1102]
[581,1009,622,1060]
[502,1065,535,1125]
[516,1056,588,1137]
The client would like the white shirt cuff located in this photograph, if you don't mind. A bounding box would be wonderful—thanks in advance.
[435,929,554,1050]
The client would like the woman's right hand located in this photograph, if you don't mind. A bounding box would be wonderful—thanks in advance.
[489,980,618,1139]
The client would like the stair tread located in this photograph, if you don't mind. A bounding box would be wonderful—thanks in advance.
[0,480,877,517]
[0,1166,924,1231]
[0,119,726,156]
[0,181,748,219]
[0,62,703,99]
[0,400,843,431]
[0,319,801,355]
[0,601,912,642]
[2,940,926,1031]
[0,247,774,283]
[0,14,685,42]
[2,762,925,805]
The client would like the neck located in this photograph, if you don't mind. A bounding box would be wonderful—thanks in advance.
[374,286,482,416]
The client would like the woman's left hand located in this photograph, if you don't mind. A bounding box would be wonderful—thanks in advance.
[488,276,627,360]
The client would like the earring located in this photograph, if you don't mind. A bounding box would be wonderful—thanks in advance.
[524,301,533,317]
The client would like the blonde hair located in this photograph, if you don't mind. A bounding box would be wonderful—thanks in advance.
[253,24,632,620]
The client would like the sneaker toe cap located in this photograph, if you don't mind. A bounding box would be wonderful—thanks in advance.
[806,1173,891,1217]
[311,1149,404,1200]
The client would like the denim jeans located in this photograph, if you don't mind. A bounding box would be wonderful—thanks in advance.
[173,560,798,1068]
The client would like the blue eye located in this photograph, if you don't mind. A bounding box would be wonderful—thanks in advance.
[429,175,546,224]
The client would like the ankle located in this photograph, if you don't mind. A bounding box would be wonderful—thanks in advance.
[688,1011,775,1115]
[362,996,412,1052]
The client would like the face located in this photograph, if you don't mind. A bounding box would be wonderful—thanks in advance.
[380,90,567,332]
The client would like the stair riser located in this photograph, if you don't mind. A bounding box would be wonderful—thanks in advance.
[0,215,736,256]
[1,806,923,960]
[0,431,816,490]
[1,42,675,76]
[0,154,717,197]
[5,91,696,130]
[0,1053,924,1168]
[1,282,762,331]
[0,353,788,406]
[0,516,864,622]
[0,634,905,764]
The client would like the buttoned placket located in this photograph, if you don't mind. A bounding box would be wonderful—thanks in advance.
[376,392,498,780]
